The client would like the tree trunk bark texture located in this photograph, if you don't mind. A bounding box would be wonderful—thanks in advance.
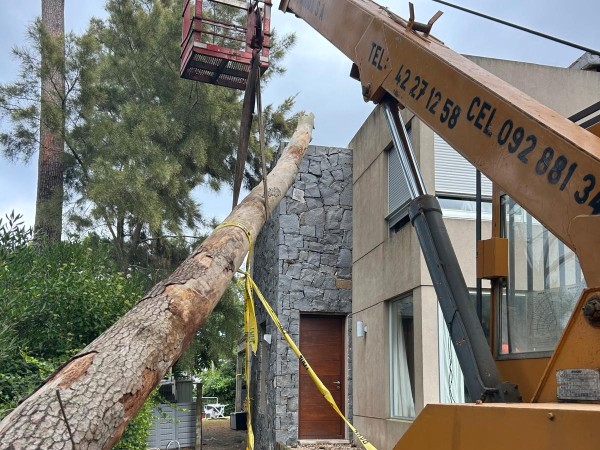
[34,0,65,242]
[0,114,314,449]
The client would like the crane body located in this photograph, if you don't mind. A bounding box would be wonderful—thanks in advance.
[276,1,600,449]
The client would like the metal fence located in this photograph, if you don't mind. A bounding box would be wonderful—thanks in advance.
[147,402,196,449]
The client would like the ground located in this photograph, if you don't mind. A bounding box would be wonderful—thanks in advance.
[292,444,356,449]
[199,418,356,449]
[201,418,246,449]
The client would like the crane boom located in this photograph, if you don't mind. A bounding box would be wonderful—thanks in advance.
[280,0,600,281]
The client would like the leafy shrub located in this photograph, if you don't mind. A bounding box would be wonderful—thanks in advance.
[0,237,143,359]
[0,213,150,448]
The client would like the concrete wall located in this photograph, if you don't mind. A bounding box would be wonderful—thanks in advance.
[252,145,353,448]
[350,105,445,449]
[466,56,600,117]
[349,56,599,449]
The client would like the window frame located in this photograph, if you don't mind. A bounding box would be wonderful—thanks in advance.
[389,295,416,419]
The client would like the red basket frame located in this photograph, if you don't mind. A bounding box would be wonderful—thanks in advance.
[180,0,271,90]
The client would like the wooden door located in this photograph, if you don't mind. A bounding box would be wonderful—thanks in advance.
[299,315,346,439]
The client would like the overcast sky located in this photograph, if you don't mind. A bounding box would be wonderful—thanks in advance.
[0,0,597,229]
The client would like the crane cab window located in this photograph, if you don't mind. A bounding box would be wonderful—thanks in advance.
[498,196,585,357]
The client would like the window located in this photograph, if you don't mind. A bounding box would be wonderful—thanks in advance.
[498,197,585,356]
[437,198,492,221]
[434,133,492,198]
[387,128,412,230]
[438,305,465,404]
[434,133,494,219]
[438,291,490,403]
[390,296,415,418]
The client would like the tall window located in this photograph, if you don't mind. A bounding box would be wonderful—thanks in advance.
[499,197,585,356]
[390,296,415,418]
[387,128,412,231]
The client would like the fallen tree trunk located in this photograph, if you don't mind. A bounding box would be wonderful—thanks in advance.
[0,113,314,449]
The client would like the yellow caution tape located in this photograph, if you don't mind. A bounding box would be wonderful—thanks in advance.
[246,277,378,450]
[216,222,378,450]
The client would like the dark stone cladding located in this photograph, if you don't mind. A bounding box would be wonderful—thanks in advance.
[251,145,354,448]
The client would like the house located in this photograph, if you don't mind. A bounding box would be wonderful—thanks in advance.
[252,55,600,449]
[251,144,354,448]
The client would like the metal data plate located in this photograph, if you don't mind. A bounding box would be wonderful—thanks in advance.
[556,368,600,402]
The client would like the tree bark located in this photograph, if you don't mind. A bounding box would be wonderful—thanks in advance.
[0,113,314,449]
[34,0,65,242]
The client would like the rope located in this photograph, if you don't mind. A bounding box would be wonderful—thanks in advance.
[255,59,269,220]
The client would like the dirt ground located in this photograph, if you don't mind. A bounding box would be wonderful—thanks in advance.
[200,418,246,449]
[198,419,356,450]
[197,418,356,450]
[292,444,356,449]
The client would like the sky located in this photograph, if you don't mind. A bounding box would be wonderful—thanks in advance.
[0,0,598,229]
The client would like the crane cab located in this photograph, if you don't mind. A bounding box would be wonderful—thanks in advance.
[180,0,271,90]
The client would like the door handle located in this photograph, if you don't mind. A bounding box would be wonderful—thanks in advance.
[332,381,341,389]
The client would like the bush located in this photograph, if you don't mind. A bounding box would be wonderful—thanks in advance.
[0,212,152,450]
[0,239,144,359]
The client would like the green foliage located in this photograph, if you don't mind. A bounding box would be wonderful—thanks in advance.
[0,240,143,359]
[0,220,144,420]
[0,352,59,419]
[0,211,32,257]
[0,21,60,161]
[201,360,237,414]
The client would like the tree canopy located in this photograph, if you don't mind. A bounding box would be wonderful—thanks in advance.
[0,0,298,266]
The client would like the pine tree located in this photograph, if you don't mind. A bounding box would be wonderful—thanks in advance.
[35,0,66,243]
[68,0,296,267]
[0,2,90,242]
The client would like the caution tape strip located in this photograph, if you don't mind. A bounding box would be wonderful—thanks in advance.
[215,222,378,450]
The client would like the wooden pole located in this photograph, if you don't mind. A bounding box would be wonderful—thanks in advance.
[0,114,314,449]
[195,383,203,450]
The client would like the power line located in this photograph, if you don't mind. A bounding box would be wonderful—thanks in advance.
[432,0,600,57]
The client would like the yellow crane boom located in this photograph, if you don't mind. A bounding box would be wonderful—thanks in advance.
[280,0,600,285]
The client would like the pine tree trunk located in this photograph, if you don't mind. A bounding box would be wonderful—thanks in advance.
[34,0,65,242]
[0,113,314,449]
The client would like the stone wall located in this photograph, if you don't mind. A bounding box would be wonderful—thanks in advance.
[252,145,353,448]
